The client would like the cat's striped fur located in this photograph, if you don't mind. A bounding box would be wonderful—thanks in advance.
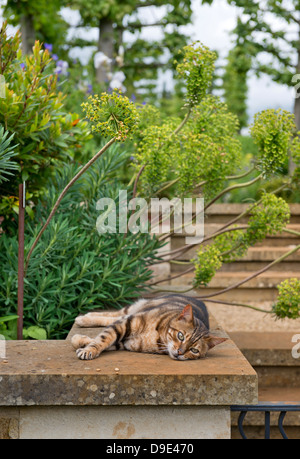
[72,295,227,361]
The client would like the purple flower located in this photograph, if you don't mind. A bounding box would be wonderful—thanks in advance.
[52,54,58,61]
[20,63,26,70]
[130,94,136,102]
[44,43,53,52]
[54,60,69,76]
[87,84,93,94]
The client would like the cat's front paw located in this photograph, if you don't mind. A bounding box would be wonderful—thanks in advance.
[71,334,92,350]
[76,345,99,360]
[75,314,92,327]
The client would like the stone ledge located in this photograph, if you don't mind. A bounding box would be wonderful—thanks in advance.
[0,318,257,407]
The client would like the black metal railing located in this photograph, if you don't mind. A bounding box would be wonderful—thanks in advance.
[231,402,300,439]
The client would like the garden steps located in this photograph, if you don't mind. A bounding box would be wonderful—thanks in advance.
[159,270,300,302]
[161,204,300,302]
[170,246,300,272]
[203,203,300,224]
[229,332,300,439]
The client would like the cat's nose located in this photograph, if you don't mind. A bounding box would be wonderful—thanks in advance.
[178,349,183,355]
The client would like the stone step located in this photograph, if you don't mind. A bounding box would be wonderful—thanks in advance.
[151,285,275,302]
[172,223,300,238]
[171,261,300,273]
[171,224,300,255]
[168,271,300,290]
[171,243,300,266]
[229,331,300,387]
[202,204,300,224]
[154,270,300,302]
[229,332,300,438]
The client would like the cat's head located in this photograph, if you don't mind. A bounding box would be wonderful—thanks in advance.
[166,304,227,360]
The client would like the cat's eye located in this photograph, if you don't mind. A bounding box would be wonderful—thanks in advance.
[190,348,199,354]
[177,331,184,342]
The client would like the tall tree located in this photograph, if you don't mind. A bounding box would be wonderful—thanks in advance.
[68,0,210,96]
[222,18,252,131]
[228,1,300,126]
[3,0,68,54]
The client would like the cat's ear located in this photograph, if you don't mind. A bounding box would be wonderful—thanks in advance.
[178,304,194,323]
[204,335,228,350]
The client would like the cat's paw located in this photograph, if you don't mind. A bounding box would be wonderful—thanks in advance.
[75,314,91,327]
[76,345,99,360]
[71,334,92,350]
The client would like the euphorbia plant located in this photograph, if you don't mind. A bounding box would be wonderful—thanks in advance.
[25,90,140,272]
[23,40,300,322]
[127,42,300,320]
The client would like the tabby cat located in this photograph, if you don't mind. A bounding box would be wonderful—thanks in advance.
[72,294,227,361]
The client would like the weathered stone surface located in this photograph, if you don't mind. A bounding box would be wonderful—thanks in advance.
[0,318,257,407]
[0,408,19,439]
[17,405,231,439]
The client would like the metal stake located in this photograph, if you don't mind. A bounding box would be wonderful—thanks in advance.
[17,182,25,340]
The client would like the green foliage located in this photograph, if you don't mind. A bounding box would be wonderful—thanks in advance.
[187,96,242,197]
[192,193,290,287]
[70,0,194,99]
[135,118,180,195]
[246,193,290,244]
[0,315,19,340]
[4,0,68,52]
[193,245,222,287]
[0,127,18,184]
[222,35,251,130]
[213,228,248,263]
[81,91,139,141]
[273,278,300,320]
[134,95,242,198]
[228,0,296,88]
[0,146,164,339]
[250,109,296,175]
[291,134,300,177]
[175,42,217,107]
[0,22,91,228]
[0,315,47,340]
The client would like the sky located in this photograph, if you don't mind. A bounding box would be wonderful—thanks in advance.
[0,0,296,124]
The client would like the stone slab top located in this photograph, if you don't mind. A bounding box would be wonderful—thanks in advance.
[0,316,257,407]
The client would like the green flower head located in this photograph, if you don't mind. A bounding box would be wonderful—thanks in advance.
[175,42,217,107]
[250,109,295,175]
[273,278,300,320]
[81,90,139,141]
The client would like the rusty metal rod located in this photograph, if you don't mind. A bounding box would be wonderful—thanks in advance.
[17,182,25,340]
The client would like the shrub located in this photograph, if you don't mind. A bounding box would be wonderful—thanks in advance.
[0,126,18,184]
[0,22,91,230]
[0,145,164,338]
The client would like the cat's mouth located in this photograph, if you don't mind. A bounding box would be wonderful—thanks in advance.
[168,350,187,361]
